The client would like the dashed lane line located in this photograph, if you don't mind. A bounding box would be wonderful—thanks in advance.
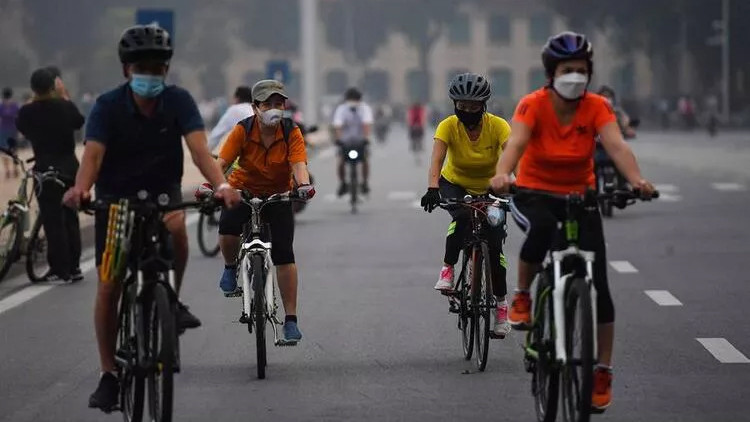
[644,290,683,306]
[697,338,750,363]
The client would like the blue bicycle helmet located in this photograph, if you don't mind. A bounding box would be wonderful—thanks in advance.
[542,31,593,77]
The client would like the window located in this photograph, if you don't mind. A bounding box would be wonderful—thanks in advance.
[528,68,546,91]
[448,13,470,45]
[363,70,389,102]
[488,15,511,44]
[529,14,552,44]
[325,70,348,95]
[406,70,429,102]
[489,68,512,98]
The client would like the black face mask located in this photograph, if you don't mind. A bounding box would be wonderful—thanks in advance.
[455,107,483,129]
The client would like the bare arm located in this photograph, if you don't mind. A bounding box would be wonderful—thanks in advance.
[598,122,643,184]
[363,123,371,139]
[184,130,227,188]
[428,139,448,188]
[292,162,311,185]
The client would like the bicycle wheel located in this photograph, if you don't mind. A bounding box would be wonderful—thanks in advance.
[350,162,358,214]
[252,254,267,379]
[119,284,145,422]
[473,243,492,372]
[26,217,50,282]
[456,251,474,361]
[530,271,559,422]
[146,284,176,422]
[197,209,221,257]
[0,213,22,282]
[561,277,594,422]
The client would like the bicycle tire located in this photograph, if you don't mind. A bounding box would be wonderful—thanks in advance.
[561,277,594,422]
[457,251,474,361]
[26,217,50,282]
[197,210,221,257]
[252,254,267,379]
[120,283,145,422]
[531,271,559,422]
[0,214,22,282]
[350,162,358,214]
[473,242,492,372]
[146,283,176,422]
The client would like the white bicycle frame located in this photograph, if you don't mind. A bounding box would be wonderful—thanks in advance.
[547,239,598,364]
[238,197,283,345]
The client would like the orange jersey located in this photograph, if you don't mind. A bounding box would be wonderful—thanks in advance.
[219,118,307,195]
[513,88,616,194]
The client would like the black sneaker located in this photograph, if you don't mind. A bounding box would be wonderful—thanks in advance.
[88,372,119,413]
[361,182,370,195]
[337,182,349,197]
[177,302,202,331]
[70,268,84,282]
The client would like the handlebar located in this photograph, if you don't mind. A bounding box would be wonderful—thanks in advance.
[438,192,510,209]
[0,147,35,165]
[82,192,221,215]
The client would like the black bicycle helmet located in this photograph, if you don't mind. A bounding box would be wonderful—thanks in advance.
[118,24,173,64]
[542,31,593,77]
[448,72,491,102]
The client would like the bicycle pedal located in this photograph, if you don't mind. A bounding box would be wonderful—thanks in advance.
[223,290,242,298]
[275,339,299,347]
[590,407,607,415]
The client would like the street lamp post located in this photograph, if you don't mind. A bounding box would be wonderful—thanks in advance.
[301,0,319,125]
[722,0,730,122]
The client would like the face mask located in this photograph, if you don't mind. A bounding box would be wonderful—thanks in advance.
[260,108,283,126]
[553,72,588,101]
[129,74,165,98]
[455,107,483,129]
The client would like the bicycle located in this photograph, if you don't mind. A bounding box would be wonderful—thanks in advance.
[0,147,67,282]
[340,141,368,214]
[518,187,658,422]
[224,190,306,379]
[197,205,221,257]
[83,191,216,422]
[438,193,510,372]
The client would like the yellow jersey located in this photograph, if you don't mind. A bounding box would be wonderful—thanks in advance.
[434,113,511,194]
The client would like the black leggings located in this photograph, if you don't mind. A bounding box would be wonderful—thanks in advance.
[510,192,614,324]
[218,202,295,265]
[439,177,507,298]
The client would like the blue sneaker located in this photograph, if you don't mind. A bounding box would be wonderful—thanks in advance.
[282,321,302,344]
[219,266,239,296]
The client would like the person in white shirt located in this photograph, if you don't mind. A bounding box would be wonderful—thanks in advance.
[332,87,373,195]
[207,86,254,152]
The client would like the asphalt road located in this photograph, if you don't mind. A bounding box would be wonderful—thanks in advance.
[0,126,748,422]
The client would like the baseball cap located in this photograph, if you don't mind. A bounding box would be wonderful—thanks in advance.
[252,79,288,102]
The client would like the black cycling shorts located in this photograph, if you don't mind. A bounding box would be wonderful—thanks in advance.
[218,201,295,265]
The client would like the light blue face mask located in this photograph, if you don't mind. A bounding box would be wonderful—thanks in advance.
[129,74,165,98]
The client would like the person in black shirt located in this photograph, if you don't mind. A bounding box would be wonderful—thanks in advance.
[16,67,85,281]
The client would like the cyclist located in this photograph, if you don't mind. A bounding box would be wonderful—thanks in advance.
[333,87,373,196]
[407,101,427,157]
[207,85,254,152]
[215,79,314,344]
[420,72,512,338]
[1,87,20,179]
[16,67,85,281]
[595,85,637,191]
[62,24,240,412]
[489,31,656,412]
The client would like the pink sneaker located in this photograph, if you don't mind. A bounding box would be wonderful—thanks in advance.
[492,301,511,338]
[434,265,455,291]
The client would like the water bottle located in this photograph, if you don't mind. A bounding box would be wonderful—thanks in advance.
[487,202,505,227]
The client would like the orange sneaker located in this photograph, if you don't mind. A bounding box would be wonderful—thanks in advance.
[591,366,613,412]
[508,291,532,329]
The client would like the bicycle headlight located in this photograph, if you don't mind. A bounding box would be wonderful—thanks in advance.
[347,150,359,160]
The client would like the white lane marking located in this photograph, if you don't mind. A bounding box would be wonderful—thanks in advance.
[387,191,417,201]
[655,184,679,193]
[658,193,683,202]
[315,148,336,160]
[0,213,202,318]
[644,290,683,306]
[711,182,746,192]
[609,260,638,273]
[697,338,750,363]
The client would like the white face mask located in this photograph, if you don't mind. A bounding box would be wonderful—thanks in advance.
[553,72,588,101]
[260,108,283,126]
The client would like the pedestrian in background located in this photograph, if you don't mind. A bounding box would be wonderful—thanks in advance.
[0,87,20,179]
[15,67,85,282]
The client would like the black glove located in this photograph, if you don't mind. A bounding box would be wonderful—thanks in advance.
[421,188,441,213]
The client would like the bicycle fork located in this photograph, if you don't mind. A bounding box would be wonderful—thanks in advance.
[550,247,598,364]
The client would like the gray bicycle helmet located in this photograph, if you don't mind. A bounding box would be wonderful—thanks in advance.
[118,24,173,64]
[448,73,491,102]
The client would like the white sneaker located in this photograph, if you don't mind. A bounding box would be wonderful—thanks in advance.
[434,265,455,291]
[492,301,511,338]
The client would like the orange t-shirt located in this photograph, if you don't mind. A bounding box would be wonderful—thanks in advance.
[513,88,616,194]
[219,118,307,195]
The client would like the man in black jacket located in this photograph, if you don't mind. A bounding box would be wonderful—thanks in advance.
[16,67,85,281]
